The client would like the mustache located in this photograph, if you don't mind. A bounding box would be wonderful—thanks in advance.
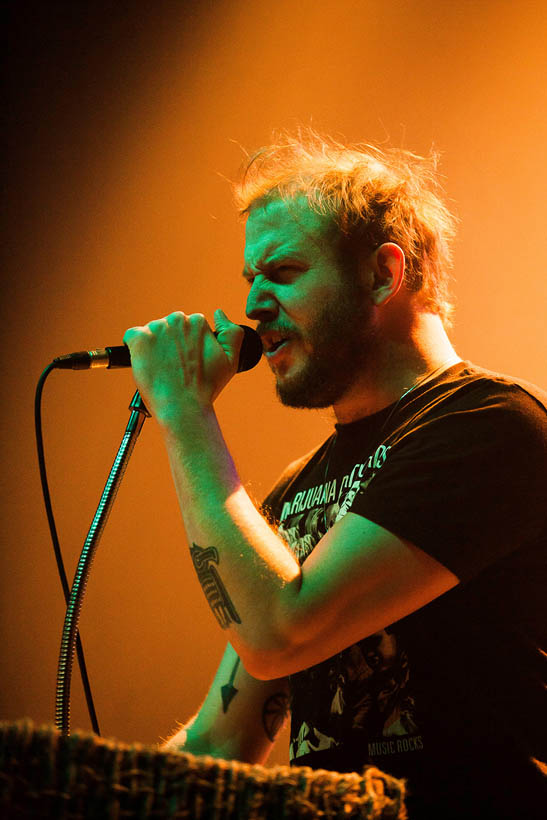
[257,322,299,338]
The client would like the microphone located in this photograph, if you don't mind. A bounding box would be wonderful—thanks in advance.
[52,325,263,374]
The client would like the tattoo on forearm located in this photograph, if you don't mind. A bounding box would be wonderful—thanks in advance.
[221,657,240,713]
[262,692,290,742]
[190,543,241,629]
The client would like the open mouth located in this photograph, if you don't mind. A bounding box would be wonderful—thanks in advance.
[261,329,294,357]
[268,338,287,354]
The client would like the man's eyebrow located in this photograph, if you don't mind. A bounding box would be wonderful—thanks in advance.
[242,249,305,279]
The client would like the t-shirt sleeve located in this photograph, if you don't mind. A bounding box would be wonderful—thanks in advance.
[350,384,547,581]
[260,442,327,526]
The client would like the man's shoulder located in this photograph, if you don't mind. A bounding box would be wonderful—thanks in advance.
[398,361,547,459]
[426,362,547,430]
[451,361,547,410]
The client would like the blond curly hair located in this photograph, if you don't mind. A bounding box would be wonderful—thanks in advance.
[233,129,458,325]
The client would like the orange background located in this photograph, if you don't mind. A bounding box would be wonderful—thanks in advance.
[3,1,546,765]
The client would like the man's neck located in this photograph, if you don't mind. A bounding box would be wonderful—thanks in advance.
[333,313,461,424]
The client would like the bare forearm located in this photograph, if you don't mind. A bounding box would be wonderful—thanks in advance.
[163,716,231,759]
[162,402,301,676]
[161,643,290,764]
[122,312,300,675]
[162,712,277,764]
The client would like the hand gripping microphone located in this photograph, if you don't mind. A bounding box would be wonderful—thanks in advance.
[52,325,263,373]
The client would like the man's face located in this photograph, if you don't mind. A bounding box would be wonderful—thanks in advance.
[243,195,376,408]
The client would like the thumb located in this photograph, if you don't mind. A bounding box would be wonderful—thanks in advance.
[214,308,244,369]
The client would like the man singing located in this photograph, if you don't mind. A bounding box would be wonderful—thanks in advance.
[124,131,546,818]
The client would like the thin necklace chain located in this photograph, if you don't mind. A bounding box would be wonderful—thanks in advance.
[322,360,455,531]
[375,359,455,440]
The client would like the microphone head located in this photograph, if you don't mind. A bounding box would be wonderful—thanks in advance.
[237,325,263,372]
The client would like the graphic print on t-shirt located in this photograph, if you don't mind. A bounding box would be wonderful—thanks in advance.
[264,364,547,812]
[277,441,423,765]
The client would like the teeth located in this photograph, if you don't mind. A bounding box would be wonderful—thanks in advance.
[261,329,294,353]
[263,332,283,351]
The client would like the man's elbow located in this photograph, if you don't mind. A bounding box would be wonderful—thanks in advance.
[237,581,307,679]
[238,629,303,680]
[242,649,284,681]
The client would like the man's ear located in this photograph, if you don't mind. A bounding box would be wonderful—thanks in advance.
[367,242,405,305]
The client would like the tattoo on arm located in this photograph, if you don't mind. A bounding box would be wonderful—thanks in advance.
[262,692,290,742]
[190,543,241,629]
[220,657,240,713]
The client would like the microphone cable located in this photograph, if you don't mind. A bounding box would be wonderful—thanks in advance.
[35,364,101,735]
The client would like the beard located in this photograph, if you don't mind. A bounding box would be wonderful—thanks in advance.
[275,281,377,409]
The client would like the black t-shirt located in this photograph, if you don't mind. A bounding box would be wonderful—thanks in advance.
[262,362,547,819]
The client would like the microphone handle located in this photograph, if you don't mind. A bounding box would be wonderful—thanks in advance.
[53,325,263,374]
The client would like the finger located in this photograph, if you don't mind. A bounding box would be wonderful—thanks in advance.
[165,311,186,328]
[214,308,244,369]
[185,312,208,339]
[124,314,172,344]
[123,324,151,349]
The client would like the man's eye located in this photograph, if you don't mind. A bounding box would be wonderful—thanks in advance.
[272,265,297,279]
[244,266,299,287]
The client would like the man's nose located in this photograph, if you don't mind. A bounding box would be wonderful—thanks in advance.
[245,276,278,322]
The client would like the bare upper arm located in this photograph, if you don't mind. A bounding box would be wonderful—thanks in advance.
[254,512,459,679]
[162,642,290,764]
